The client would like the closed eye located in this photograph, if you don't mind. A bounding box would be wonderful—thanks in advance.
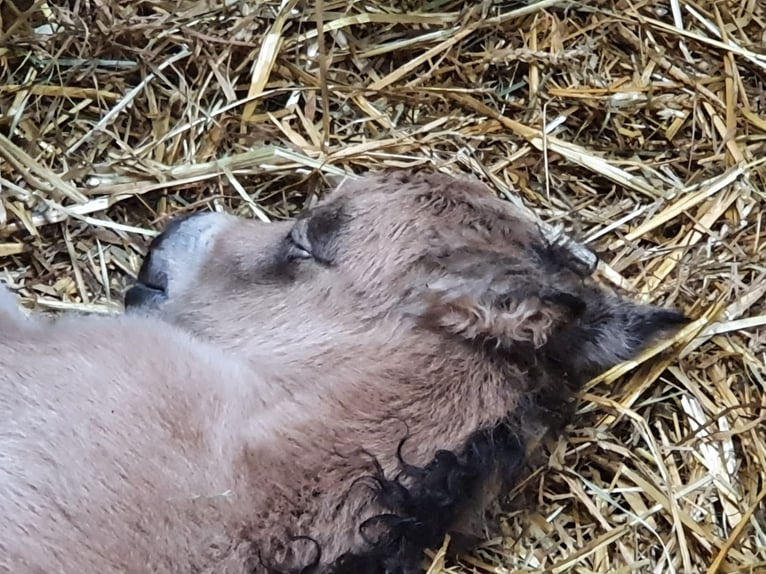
[286,226,313,261]
[285,214,339,266]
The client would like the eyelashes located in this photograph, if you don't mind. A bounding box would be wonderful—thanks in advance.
[286,226,314,261]
[284,212,341,266]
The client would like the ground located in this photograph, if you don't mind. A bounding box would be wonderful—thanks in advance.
[1,0,765,572]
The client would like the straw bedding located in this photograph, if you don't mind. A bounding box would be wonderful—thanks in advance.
[1,0,765,572]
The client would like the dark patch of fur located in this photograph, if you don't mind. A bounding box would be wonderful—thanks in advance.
[261,206,349,280]
[632,308,690,339]
[255,535,323,574]
[304,206,349,264]
[247,420,528,574]
[324,423,527,574]
[491,337,583,438]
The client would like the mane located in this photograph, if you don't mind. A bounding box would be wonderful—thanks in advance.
[323,422,527,574]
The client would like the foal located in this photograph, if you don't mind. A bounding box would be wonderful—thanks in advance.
[0,170,687,573]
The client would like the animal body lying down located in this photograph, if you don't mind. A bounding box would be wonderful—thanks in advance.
[0,171,688,573]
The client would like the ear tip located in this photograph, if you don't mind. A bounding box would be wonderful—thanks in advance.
[653,307,692,326]
[636,306,691,341]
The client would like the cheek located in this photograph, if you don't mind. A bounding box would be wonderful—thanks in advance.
[205,239,292,285]
[210,221,293,270]
[344,248,413,300]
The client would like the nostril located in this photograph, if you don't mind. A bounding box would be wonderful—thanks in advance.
[125,251,169,311]
[136,252,168,292]
[124,282,166,311]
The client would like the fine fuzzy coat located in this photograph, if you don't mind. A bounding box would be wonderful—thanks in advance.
[0,170,688,573]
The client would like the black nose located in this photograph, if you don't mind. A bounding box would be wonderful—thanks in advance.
[124,214,194,311]
[124,281,166,310]
[124,250,168,310]
[122,211,227,312]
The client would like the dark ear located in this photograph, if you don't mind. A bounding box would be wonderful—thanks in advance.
[544,294,690,381]
[410,249,586,348]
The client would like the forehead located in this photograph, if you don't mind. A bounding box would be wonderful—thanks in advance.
[321,171,495,208]
[311,171,539,245]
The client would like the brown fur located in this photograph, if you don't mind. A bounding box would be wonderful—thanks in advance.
[0,170,688,573]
